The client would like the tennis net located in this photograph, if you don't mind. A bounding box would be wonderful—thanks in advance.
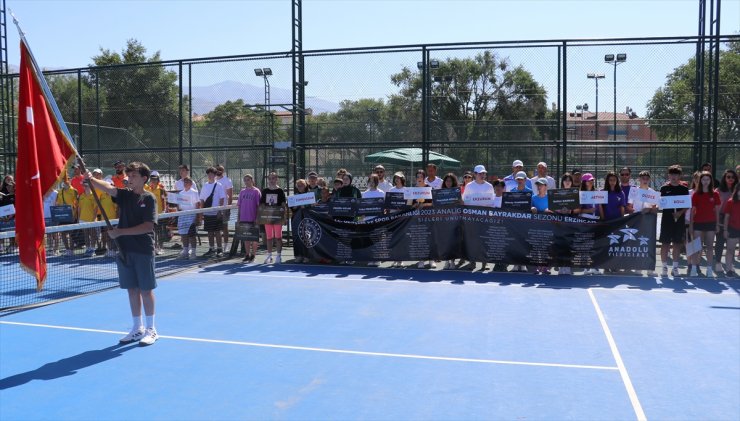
[0,204,238,315]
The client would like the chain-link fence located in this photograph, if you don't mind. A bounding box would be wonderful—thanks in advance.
[1,36,738,191]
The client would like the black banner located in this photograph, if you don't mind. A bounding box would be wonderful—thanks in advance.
[432,187,462,207]
[548,188,580,212]
[329,197,357,217]
[384,192,407,210]
[356,197,385,216]
[292,206,656,269]
[502,191,533,211]
[50,205,75,224]
[234,222,260,241]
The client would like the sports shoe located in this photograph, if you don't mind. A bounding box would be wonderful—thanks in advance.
[274,254,282,264]
[178,249,189,259]
[430,261,437,269]
[188,249,197,260]
[706,267,714,278]
[264,255,273,264]
[216,248,223,257]
[139,328,158,346]
[119,327,145,344]
[726,270,738,278]
[645,270,657,277]
[671,267,680,277]
[443,261,452,270]
[661,266,669,277]
[202,249,215,258]
[242,254,252,263]
[689,267,698,277]
[155,248,163,256]
[417,261,426,269]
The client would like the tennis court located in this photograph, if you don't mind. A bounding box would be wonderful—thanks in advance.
[1,260,738,420]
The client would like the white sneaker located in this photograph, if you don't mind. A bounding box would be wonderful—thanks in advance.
[706,267,714,278]
[417,261,426,269]
[119,327,145,344]
[155,248,163,256]
[645,270,657,277]
[430,261,437,269]
[689,267,698,277]
[661,266,669,277]
[443,261,451,270]
[274,254,282,264]
[139,328,158,346]
[178,249,189,258]
[671,267,680,277]
[188,249,197,260]
[264,255,273,264]
[393,261,402,268]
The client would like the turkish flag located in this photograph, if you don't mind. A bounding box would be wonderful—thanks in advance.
[16,40,76,290]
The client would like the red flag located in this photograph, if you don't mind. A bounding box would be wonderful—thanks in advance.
[16,39,76,290]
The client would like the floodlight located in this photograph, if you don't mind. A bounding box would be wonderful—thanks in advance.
[604,54,615,62]
[430,60,440,69]
[254,68,263,76]
[616,54,627,62]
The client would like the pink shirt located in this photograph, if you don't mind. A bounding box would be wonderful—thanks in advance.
[238,187,261,223]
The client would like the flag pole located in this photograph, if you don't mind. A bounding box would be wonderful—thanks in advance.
[11,11,126,263]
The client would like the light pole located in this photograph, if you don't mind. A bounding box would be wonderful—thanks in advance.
[604,54,626,171]
[586,73,605,140]
[254,68,273,144]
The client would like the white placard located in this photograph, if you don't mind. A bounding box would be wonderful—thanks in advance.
[504,180,518,192]
[579,191,608,205]
[403,187,433,200]
[659,195,692,209]
[580,212,600,220]
[629,188,661,205]
[176,192,198,207]
[288,192,317,207]
[685,237,703,256]
[0,204,15,217]
[463,192,494,207]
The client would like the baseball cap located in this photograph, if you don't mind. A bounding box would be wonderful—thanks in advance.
[374,165,385,170]
[333,177,343,184]
[570,168,582,175]
[537,161,547,168]
[307,171,318,178]
[512,160,524,168]
[113,160,125,167]
[581,173,594,182]
[473,165,487,174]
[150,170,160,177]
[515,171,527,180]
[92,168,103,175]
[535,178,548,185]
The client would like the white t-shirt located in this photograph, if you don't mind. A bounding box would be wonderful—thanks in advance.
[378,180,393,193]
[628,186,657,212]
[178,188,200,211]
[43,190,58,219]
[175,178,199,192]
[217,176,234,203]
[462,181,494,206]
[530,175,556,190]
[389,187,405,193]
[362,189,385,199]
[425,176,443,190]
[199,181,226,216]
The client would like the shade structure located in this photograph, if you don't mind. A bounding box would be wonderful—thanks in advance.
[363,148,461,169]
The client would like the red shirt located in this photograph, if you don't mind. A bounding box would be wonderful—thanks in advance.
[723,198,740,230]
[691,190,720,224]
[70,175,85,195]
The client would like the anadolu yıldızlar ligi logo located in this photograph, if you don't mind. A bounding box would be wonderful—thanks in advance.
[607,226,650,258]
[297,218,322,248]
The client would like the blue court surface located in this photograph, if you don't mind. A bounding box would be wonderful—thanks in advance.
[1,264,738,420]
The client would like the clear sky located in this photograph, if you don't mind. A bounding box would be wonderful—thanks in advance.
[6,0,740,115]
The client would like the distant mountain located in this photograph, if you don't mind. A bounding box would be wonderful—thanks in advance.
[190,80,339,115]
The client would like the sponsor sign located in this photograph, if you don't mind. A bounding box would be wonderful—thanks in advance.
[659,194,692,209]
[548,188,580,211]
[502,191,533,211]
[432,187,462,207]
[403,187,433,200]
[580,191,608,205]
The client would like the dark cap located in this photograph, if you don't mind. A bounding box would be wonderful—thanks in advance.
[570,168,582,174]
[113,160,125,167]
[307,171,318,178]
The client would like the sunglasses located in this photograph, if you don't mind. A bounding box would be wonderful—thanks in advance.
[619,173,630,176]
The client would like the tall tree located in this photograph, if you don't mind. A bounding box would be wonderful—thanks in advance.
[91,39,180,149]
[646,39,739,143]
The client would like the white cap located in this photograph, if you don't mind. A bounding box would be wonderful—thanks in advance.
[150,170,160,177]
[537,161,547,168]
[92,168,103,174]
[473,165,487,174]
[512,160,524,167]
[515,171,527,180]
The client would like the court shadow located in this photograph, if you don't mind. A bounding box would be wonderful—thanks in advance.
[0,343,138,390]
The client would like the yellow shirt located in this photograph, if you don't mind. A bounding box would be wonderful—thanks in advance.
[98,191,118,220]
[145,182,167,214]
[55,187,78,211]
[78,192,98,222]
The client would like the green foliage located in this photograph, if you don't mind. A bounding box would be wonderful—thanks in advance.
[646,40,739,142]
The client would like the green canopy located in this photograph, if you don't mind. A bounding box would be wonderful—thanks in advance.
[363,148,461,169]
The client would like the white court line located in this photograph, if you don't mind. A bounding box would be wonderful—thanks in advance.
[0,320,618,371]
[193,270,738,295]
[587,289,647,421]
